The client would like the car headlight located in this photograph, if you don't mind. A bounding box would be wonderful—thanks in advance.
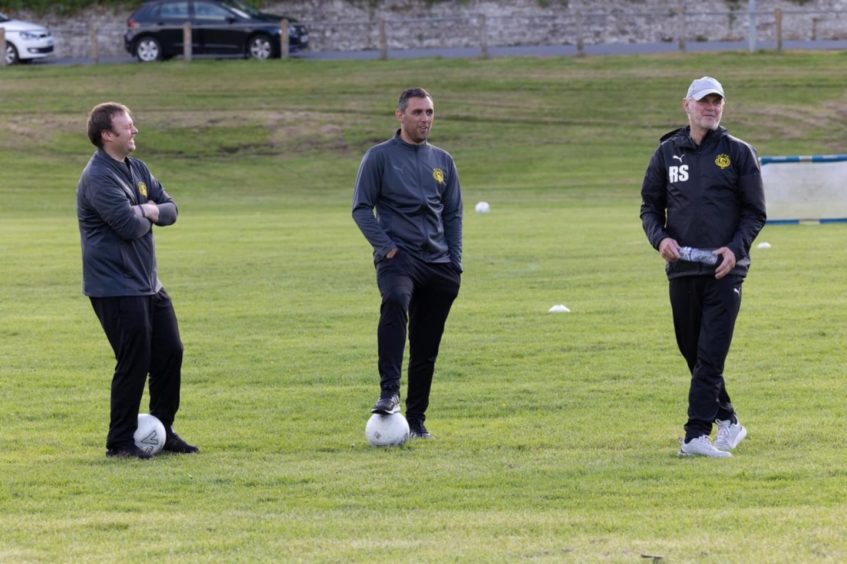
[19,31,41,40]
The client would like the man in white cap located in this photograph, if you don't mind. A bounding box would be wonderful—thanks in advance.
[640,77,767,458]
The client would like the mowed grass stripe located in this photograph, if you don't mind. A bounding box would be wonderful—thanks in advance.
[1,52,846,561]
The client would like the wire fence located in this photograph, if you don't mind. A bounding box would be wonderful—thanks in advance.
[3,8,847,66]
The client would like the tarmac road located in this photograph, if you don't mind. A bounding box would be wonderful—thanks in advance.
[28,38,847,66]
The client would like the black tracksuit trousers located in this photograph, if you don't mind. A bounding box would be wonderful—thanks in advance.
[90,289,183,450]
[669,275,742,441]
[375,250,460,425]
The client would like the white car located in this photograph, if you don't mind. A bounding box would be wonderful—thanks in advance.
[0,12,54,64]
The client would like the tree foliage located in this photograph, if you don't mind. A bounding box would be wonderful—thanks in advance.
[0,1,137,16]
[0,0,264,17]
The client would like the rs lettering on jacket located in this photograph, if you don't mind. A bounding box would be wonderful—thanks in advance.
[669,164,689,183]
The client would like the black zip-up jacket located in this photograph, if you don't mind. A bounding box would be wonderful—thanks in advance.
[77,149,177,297]
[640,125,766,279]
[353,130,463,271]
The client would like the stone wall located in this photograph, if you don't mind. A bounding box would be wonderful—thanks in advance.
[269,0,847,50]
[14,0,847,58]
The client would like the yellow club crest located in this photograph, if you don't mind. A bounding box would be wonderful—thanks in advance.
[137,181,148,198]
[715,154,731,169]
[432,168,445,184]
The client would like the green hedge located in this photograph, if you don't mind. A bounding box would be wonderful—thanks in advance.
[0,0,821,18]
[0,0,265,17]
[0,1,138,16]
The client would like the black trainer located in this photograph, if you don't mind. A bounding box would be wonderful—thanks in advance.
[106,445,153,459]
[408,420,434,439]
[371,393,400,415]
[163,430,199,454]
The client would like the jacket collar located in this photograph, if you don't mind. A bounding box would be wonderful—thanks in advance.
[392,129,429,150]
[661,125,727,149]
[94,147,132,173]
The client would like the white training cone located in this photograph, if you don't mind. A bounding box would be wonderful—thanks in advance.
[548,304,570,313]
[757,242,771,249]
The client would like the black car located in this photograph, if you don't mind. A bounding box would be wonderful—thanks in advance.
[125,0,308,62]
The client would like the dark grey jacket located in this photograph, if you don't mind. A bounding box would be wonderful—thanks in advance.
[640,126,766,279]
[77,149,177,297]
[352,131,463,271]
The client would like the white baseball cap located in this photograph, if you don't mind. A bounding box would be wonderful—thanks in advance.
[686,76,725,100]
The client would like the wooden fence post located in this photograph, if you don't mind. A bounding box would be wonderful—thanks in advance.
[678,5,687,52]
[775,9,783,53]
[90,24,100,64]
[479,14,488,59]
[183,22,192,62]
[576,13,586,57]
[379,18,388,60]
[0,28,6,67]
[747,0,757,53]
[280,18,290,59]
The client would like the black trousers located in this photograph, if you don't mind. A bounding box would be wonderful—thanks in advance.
[669,275,742,441]
[90,289,183,450]
[375,251,460,424]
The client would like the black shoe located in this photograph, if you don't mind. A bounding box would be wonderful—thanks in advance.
[409,420,434,439]
[106,445,153,459]
[163,430,199,454]
[371,393,400,415]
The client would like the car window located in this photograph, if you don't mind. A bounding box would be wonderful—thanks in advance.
[0,13,9,23]
[194,2,233,21]
[220,1,255,18]
[160,2,190,19]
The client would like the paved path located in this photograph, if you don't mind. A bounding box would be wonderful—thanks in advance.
[305,39,847,59]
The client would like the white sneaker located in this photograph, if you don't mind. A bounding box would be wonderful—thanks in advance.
[715,419,747,451]
[678,435,732,458]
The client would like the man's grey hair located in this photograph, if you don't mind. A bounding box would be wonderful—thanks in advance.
[397,88,432,111]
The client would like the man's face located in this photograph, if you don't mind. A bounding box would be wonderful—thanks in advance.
[396,96,434,144]
[104,111,138,157]
[684,94,724,132]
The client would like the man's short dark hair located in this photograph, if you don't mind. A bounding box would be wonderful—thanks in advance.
[87,102,131,148]
[397,88,432,112]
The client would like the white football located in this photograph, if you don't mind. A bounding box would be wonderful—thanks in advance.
[474,201,490,214]
[134,413,167,455]
[365,413,410,447]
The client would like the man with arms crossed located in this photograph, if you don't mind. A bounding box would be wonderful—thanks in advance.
[353,88,463,439]
[640,77,766,458]
[77,102,198,459]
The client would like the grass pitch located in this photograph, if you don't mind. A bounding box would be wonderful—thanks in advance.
[1,52,846,562]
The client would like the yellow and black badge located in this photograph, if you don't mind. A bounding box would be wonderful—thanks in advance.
[137,181,148,199]
[715,154,731,170]
[432,167,445,185]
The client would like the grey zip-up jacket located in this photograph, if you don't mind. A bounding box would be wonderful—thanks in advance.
[77,149,177,297]
[353,130,463,271]
[640,125,766,280]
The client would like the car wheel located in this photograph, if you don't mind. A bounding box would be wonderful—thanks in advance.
[134,37,162,62]
[248,35,273,60]
[5,43,19,65]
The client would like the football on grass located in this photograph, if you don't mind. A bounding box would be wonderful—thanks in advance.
[134,413,166,455]
[365,413,410,447]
